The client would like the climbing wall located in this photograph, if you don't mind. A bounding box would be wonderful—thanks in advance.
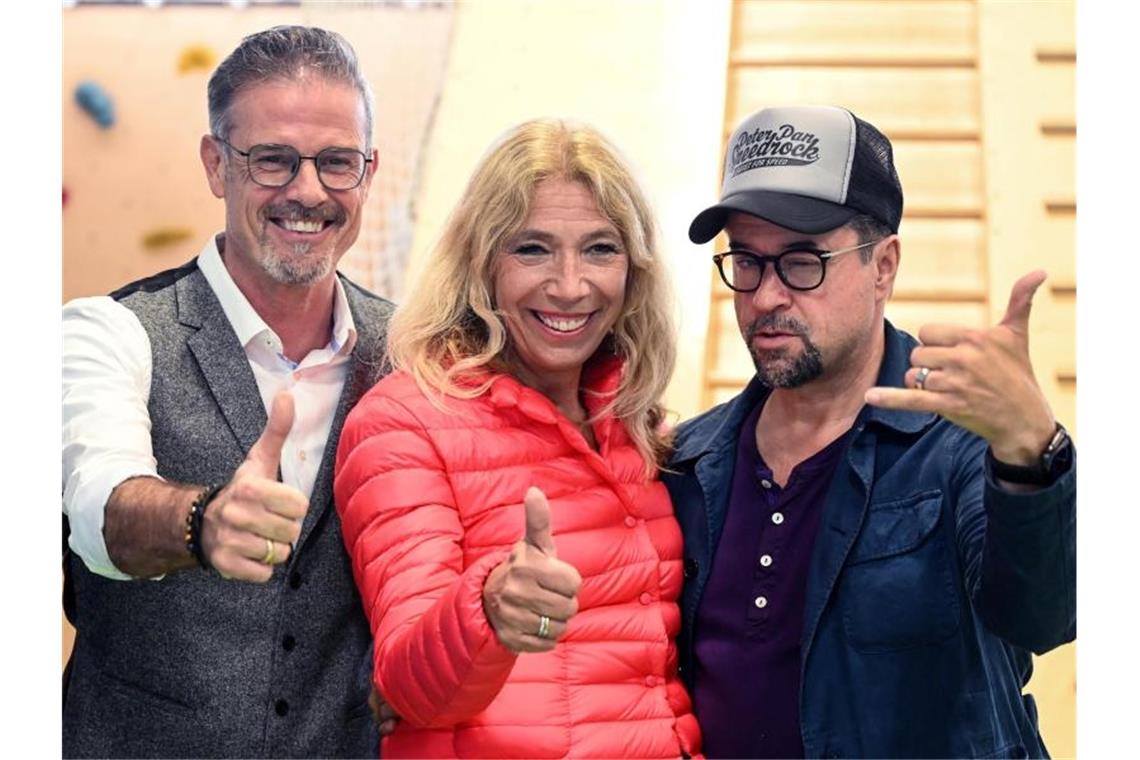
[62,2,454,302]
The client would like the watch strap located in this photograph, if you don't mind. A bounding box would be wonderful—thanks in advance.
[987,423,1072,486]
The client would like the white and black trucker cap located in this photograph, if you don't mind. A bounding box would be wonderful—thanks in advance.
[689,105,904,243]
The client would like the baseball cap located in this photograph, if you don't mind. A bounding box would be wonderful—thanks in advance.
[688,105,904,243]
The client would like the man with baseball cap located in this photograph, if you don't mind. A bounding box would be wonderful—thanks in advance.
[664,105,1075,758]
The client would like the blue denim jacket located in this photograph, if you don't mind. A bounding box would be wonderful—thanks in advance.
[664,321,1075,758]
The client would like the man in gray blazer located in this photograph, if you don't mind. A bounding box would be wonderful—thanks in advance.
[62,26,393,757]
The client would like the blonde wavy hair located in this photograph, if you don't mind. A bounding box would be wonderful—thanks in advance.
[386,118,677,472]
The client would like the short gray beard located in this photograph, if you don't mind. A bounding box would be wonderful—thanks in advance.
[255,200,344,285]
[257,240,335,286]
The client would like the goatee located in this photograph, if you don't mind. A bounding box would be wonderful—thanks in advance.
[745,314,823,388]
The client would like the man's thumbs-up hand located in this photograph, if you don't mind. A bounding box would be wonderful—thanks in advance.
[483,487,583,653]
[244,389,296,479]
[201,391,310,581]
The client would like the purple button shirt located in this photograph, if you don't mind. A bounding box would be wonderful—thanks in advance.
[693,401,850,758]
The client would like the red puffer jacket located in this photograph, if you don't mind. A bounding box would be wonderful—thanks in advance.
[335,357,701,759]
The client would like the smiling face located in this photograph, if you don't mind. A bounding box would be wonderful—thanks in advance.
[725,212,896,389]
[493,178,629,398]
[200,75,375,290]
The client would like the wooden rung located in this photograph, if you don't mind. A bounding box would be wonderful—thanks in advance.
[1040,122,1076,136]
[1045,201,1077,215]
[730,55,976,69]
[885,129,980,141]
[905,208,984,220]
[1051,283,1077,297]
[891,289,987,303]
[707,374,751,389]
[711,287,987,303]
[694,207,985,223]
[1056,369,1077,384]
[1036,49,1076,64]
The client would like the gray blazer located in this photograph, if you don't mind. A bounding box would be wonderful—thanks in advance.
[63,258,393,758]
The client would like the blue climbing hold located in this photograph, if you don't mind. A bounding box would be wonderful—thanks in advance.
[75,81,115,128]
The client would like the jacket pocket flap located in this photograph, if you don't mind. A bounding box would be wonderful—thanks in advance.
[848,490,943,564]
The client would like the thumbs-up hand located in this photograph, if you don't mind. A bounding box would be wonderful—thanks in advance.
[483,487,582,654]
[201,391,310,581]
[865,271,1057,464]
[524,486,557,556]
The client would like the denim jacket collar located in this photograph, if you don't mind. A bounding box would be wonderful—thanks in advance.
[671,375,767,464]
[862,320,937,434]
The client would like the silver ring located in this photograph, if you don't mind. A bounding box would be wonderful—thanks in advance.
[536,614,551,639]
[915,366,932,391]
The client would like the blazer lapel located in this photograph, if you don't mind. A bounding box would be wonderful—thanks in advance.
[179,269,267,456]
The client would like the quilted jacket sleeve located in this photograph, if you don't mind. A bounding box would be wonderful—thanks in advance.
[334,388,517,728]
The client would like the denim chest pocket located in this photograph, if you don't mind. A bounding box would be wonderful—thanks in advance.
[840,490,961,652]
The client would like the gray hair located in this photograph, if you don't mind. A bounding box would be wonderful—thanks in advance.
[207,26,374,147]
[846,213,894,262]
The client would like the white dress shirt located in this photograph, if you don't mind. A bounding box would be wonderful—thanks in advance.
[62,235,356,580]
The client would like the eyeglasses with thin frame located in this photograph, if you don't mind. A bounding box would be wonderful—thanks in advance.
[712,239,883,292]
[212,136,372,191]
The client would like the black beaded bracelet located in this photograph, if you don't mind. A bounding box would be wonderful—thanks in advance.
[185,483,226,569]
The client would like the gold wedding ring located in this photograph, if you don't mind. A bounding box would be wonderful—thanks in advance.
[915,366,932,391]
[261,538,276,565]
[536,614,551,639]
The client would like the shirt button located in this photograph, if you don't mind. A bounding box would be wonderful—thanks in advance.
[760,479,773,489]
[624,516,637,528]
[759,554,773,568]
[282,634,296,652]
[274,699,289,716]
[754,596,768,609]
[771,512,784,525]
[298,450,307,462]
[645,675,658,687]
[639,592,653,605]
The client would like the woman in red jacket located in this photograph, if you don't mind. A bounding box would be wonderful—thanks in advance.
[335,118,700,759]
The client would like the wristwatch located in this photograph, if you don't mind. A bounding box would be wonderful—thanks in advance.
[987,423,1073,486]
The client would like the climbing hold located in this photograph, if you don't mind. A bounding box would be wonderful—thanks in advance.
[142,227,195,249]
[177,45,217,74]
[75,81,115,128]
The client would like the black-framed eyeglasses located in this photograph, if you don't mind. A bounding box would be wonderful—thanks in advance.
[213,136,372,191]
[712,239,882,292]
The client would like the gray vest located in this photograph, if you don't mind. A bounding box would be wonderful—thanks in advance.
[63,259,393,758]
